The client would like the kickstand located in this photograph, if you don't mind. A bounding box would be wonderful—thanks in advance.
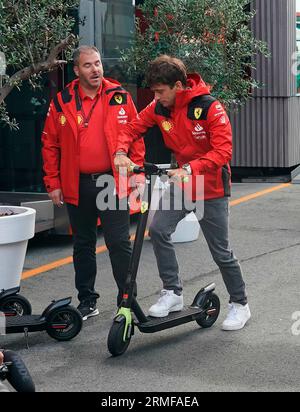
[24,328,29,349]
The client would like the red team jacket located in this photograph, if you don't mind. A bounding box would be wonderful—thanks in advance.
[116,73,232,201]
[42,78,145,205]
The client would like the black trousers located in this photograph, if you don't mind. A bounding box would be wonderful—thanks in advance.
[67,174,132,305]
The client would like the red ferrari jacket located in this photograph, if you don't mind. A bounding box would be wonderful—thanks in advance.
[42,78,145,205]
[117,73,232,201]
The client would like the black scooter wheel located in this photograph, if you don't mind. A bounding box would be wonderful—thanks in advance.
[2,350,35,392]
[107,317,131,357]
[196,293,220,328]
[46,305,82,341]
[0,295,32,316]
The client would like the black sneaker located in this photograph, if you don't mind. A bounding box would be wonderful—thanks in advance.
[77,300,99,321]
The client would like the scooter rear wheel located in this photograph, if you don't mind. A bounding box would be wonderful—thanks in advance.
[196,293,220,328]
[46,305,82,341]
[107,317,132,357]
[0,295,32,316]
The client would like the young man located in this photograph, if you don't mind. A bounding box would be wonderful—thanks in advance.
[42,46,145,320]
[114,55,251,331]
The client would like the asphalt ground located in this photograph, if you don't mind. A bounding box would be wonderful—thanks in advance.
[1,182,300,393]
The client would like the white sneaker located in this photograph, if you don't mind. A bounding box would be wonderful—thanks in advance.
[222,303,251,331]
[149,290,184,317]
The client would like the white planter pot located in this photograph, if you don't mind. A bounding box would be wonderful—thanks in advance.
[171,211,200,243]
[0,206,36,290]
[147,174,200,243]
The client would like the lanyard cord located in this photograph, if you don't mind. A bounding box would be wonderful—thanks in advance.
[75,88,100,128]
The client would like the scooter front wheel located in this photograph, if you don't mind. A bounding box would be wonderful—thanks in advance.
[2,350,35,392]
[0,295,32,316]
[46,305,83,341]
[107,317,132,357]
[196,293,220,328]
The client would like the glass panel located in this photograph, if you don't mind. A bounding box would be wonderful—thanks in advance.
[95,0,135,58]
[79,0,95,45]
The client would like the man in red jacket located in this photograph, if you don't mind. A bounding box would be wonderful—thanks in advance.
[42,46,145,320]
[114,55,251,331]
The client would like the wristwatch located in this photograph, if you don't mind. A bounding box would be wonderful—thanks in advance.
[182,163,192,175]
[114,151,127,157]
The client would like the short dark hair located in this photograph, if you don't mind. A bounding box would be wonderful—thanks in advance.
[73,45,101,66]
[145,55,187,88]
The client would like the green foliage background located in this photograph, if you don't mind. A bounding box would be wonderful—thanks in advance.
[121,0,270,107]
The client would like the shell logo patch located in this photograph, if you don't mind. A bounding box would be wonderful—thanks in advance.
[59,114,67,126]
[161,120,173,132]
[77,115,83,126]
[194,108,202,120]
[141,201,149,214]
[114,94,123,104]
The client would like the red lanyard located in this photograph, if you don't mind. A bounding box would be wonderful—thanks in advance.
[75,88,100,128]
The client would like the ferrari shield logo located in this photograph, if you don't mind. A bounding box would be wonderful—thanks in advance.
[114,94,123,104]
[141,201,149,214]
[194,108,202,120]
[59,114,67,126]
[161,120,173,132]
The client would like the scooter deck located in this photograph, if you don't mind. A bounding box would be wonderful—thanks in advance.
[136,306,204,333]
[5,315,46,333]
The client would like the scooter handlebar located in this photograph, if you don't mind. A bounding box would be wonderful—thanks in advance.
[130,162,171,176]
[130,162,189,182]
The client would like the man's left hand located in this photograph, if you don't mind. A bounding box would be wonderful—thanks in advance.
[167,168,189,182]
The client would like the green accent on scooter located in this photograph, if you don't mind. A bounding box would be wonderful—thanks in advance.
[116,307,132,342]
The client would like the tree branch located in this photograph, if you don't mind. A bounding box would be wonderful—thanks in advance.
[46,34,75,64]
[0,34,75,104]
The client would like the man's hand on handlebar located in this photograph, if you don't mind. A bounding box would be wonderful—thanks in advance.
[167,168,189,182]
[114,154,136,173]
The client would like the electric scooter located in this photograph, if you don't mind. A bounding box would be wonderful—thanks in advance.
[0,349,35,392]
[0,287,83,343]
[107,162,220,356]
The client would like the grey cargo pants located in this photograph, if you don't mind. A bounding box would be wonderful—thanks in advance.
[148,185,247,304]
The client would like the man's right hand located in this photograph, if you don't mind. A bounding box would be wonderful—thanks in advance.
[114,154,134,173]
[48,189,64,207]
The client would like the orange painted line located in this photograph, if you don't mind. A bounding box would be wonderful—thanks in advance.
[229,183,291,206]
[21,230,149,280]
[22,256,74,280]
[21,183,291,280]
